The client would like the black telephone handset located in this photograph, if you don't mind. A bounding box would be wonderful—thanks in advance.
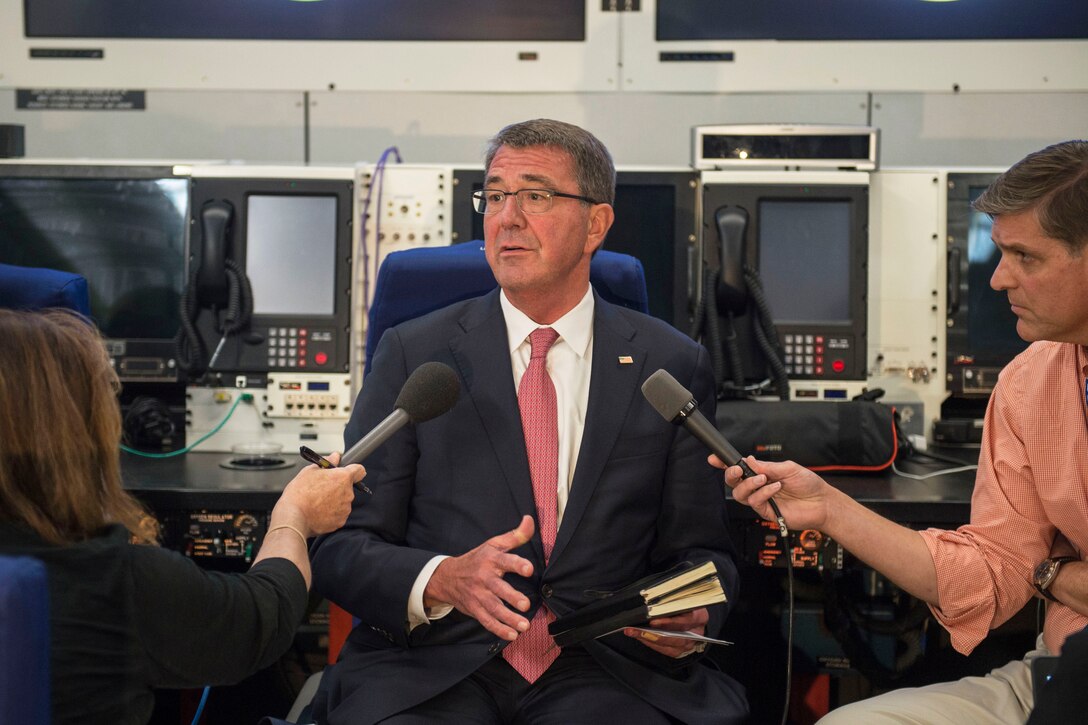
[714,205,749,314]
[176,199,254,376]
[708,204,791,399]
[195,200,234,308]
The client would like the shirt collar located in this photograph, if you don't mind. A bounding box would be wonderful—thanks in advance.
[500,285,595,359]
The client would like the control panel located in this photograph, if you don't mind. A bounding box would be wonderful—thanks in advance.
[699,171,870,400]
[261,325,340,372]
[185,385,348,454]
[106,339,181,383]
[358,163,453,279]
[744,518,843,570]
[264,372,353,419]
[171,509,268,563]
[186,167,355,378]
[780,332,856,379]
[354,163,454,384]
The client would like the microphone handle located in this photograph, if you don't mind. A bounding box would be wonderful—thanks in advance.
[682,407,784,529]
[340,408,410,466]
[681,408,750,474]
[736,458,758,480]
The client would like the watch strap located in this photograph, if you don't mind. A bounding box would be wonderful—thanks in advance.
[1037,556,1078,602]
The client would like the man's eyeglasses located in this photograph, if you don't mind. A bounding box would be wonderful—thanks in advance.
[471,188,603,215]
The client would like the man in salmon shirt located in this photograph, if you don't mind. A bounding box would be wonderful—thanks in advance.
[716,139,1088,724]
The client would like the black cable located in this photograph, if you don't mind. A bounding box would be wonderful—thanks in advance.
[693,263,792,401]
[735,460,793,725]
[174,258,254,378]
[722,310,746,394]
[744,265,790,400]
[907,447,977,467]
[175,269,207,375]
[750,314,787,401]
[888,409,977,469]
[692,266,728,392]
[769,497,794,725]
[746,269,784,353]
[221,258,253,337]
[206,258,255,371]
[689,267,706,340]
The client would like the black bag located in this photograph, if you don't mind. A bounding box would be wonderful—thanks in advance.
[714,400,900,472]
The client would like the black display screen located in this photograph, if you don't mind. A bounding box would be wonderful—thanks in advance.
[246,194,338,317]
[0,176,189,340]
[658,0,1088,41]
[24,0,586,41]
[605,183,681,326]
[758,200,851,324]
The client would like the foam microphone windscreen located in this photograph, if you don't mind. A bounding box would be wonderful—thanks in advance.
[641,368,693,423]
[395,361,461,422]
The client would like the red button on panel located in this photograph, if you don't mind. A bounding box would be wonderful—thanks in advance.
[315,352,328,366]
[831,359,845,373]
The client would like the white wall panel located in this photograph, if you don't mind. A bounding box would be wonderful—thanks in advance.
[5,87,1085,171]
[0,89,305,161]
[308,91,870,167]
[873,92,1088,167]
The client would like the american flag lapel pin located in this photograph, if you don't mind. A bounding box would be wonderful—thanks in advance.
[618,355,634,365]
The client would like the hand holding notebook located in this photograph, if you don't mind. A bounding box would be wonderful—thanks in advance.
[547,560,727,648]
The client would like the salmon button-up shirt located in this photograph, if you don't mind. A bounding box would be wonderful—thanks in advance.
[918,341,1088,655]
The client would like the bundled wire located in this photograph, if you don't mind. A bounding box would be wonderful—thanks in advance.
[358,146,403,327]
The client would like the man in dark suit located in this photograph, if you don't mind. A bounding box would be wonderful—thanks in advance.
[310,119,747,724]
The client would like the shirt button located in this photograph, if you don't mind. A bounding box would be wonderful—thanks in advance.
[541,584,554,598]
[488,642,502,654]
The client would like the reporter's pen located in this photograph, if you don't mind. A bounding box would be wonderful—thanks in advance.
[299,446,372,495]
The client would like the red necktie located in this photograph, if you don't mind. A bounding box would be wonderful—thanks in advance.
[503,327,561,683]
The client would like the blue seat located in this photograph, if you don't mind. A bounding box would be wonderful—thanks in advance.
[365,241,649,374]
[0,263,90,315]
[0,555,51,725]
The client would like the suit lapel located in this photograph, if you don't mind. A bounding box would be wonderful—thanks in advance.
[448,290,544,562]
[550,297,646,564]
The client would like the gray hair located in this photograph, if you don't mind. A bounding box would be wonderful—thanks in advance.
[973,140,1088,253]
[484,119,616,206]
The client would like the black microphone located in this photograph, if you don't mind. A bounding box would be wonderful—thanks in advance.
[641,368,787,535]
[641,369,755,475]
[340,361,461,466]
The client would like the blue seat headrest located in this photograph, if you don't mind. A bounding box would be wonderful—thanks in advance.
[0,263,91,315]
[364,242,648,375]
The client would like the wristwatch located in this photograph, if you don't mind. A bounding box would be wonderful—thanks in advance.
[1033,556,1077,602]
